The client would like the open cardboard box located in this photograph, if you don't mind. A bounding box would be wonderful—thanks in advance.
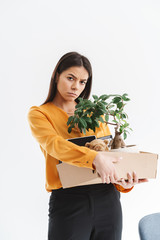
[57,136,158,188]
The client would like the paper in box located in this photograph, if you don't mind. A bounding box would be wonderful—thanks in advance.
[56,136,158,188]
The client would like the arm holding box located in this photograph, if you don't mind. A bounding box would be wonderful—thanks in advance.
[28,106,135,193]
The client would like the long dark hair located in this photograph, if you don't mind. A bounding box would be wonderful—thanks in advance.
[41,52,93,106]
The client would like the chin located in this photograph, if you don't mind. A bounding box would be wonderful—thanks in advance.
[66,98,76,102]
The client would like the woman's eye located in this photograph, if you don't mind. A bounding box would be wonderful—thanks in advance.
[81,81,87,85]
[67,77,73,80]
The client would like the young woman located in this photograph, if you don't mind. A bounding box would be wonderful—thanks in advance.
[27,52,147,240]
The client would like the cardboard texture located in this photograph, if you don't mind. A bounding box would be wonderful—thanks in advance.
[57,151,158,189]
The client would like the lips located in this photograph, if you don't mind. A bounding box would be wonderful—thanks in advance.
[68,92,77,97]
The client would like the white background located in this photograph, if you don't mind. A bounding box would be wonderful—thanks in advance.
[0,0,160,239]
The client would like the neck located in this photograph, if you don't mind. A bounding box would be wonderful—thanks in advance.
[52,96,77,113]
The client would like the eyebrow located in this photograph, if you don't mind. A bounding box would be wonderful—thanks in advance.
[68,73,88,81]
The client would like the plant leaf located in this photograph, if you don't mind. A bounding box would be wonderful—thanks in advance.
[109,110,116,116]
[79,118,87,128]
[93,119,100,128]
[121,113,127,119]
[112,119,118,123]
[122,95,130,101]
[122,93,128,97]
[112,97,121,103]
[123,122,129,128]
[101,101,108,105]
[117,102,123,109]
[82,128,86,134]
[68,126,73,133]
[83,116,92,124]
[99,94,110,100]
[98,116,104,123]
[116,113,120,120]
[92,95,99,100]
[123,131,127,140]
[105,114,109,122]
[73,117,79,123]
[67,116,74,125]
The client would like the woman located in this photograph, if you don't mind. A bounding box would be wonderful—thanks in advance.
[27,51,147,240]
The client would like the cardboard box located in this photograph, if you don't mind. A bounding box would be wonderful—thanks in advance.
[56,136,158,188]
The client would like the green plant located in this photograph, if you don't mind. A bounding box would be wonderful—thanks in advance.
[67,93,132,149]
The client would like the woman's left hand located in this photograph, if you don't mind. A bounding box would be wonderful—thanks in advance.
[115,171,148,189]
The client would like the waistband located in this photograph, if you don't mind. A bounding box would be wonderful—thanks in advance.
[52,183,114,195]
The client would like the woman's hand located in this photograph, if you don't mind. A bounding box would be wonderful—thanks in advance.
[93,154,148,187]
[114,171,148,189]
[92,152,121,184]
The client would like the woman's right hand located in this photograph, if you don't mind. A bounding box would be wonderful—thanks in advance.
[92,152,121,184]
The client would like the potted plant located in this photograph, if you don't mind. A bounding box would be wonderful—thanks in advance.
[56,93,157,187]
[67,93,134,150]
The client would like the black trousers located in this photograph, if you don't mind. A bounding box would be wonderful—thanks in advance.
[48,183,122,240]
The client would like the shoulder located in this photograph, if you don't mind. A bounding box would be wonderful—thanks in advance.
[27,102,52,120]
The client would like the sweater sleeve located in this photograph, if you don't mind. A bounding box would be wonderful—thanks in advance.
[27,106,98,169]
[113,184,134,193]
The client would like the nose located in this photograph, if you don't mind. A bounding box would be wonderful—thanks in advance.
[71,81,79,90]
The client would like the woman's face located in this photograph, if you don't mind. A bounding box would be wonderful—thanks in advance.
[55,66,89,102]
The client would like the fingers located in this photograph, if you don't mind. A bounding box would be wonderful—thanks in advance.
[121,178,127,186]
[138,178,149,183]
[114,172,118,182]
[110,174,116,183]
[133,171,138,184]
[127,172,139,185]
[129,172,148,184]
[101,175,111,184]
[102,176,106,184]
[114,172,149,189]
[105,176,111,184]
[127,172,133,184]
[101,174,117,184]
[102,172,148,186]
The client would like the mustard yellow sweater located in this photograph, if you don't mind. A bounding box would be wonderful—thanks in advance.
[27,102,133,193]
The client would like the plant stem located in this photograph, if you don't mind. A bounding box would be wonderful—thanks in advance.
[104,121,117,126]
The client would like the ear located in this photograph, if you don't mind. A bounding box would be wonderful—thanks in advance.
[104,139,109,145]
[85,142,90,148]
[108,139,113,147]
[105,146,109,151]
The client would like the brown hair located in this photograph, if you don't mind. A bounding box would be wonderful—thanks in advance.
[41,51,93,105]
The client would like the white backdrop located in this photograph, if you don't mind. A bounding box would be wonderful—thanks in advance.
[0,1,160,239]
